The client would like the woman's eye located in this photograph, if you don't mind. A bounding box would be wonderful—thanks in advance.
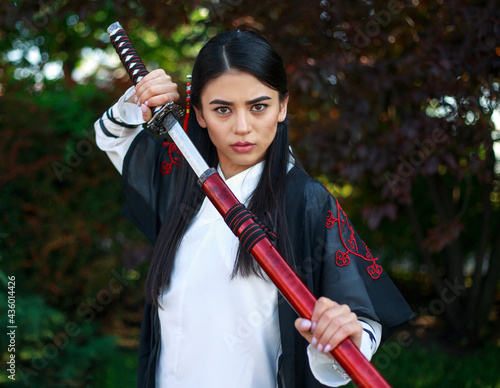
[252,104,268,112]
[215,107,231,114]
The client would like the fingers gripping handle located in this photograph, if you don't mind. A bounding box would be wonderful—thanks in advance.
[107,21,185,137]
[107,22,149,86]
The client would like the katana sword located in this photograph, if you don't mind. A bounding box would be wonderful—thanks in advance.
[107,21,391,388]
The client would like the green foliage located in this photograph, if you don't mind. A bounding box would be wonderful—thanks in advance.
[35,83,110,136]
[0,270,117,387]
[1,80,135,306]
[93,347,138,387]
[333,339,500,388]
[372,340,500,388]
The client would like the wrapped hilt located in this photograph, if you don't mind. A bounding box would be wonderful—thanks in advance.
[107,22,149,85]
[107,21,184,135]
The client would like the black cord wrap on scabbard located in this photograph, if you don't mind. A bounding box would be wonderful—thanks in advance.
[224,203,277,254]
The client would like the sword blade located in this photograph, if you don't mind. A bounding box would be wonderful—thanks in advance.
[166,120,209,178]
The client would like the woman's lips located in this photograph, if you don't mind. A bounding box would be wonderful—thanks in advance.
[231,142,255,153]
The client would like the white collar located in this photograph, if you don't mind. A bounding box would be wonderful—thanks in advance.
[217,161,264,205]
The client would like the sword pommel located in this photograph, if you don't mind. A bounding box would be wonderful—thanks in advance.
[107,21,122,36]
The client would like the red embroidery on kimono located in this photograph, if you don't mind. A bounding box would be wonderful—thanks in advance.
[160,141,183,175]
[160,161,172,175]
[335,250,350,266]
[326,211,336,229]
[325,199,383,279]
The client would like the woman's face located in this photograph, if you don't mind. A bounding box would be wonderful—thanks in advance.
[194,70,288,179]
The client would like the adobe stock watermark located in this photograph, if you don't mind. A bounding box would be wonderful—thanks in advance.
[16,266,136,385]
[383,127,447,196]
[373,277,466,370]
[3,0,68,81]
[223,296,276,353]
[341,0,414,57]
[208,0,243,22]
[75,267,133,323]
[51,127,96,182]
[222,235,337,353]
[15,0,69,32]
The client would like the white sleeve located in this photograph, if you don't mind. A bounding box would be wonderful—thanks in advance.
[306,318,382,387]
[94,86,146,174]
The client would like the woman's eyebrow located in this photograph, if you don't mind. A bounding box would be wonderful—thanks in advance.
[246,96,272,104]
[209,99,233,105]
[209,96,272,105]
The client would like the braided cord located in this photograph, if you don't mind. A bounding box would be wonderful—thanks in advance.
[224,203,277,254]
[108,27,149,86]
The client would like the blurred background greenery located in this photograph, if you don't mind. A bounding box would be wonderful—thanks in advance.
[1,0,499,386]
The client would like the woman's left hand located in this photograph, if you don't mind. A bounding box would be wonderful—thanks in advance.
[294,297,362,359]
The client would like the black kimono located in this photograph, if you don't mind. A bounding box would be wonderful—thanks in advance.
[121,130,414,388]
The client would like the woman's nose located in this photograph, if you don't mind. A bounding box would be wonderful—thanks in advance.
[233,112,251,134]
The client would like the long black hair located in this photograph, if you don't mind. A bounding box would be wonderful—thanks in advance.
[145,30,294,307]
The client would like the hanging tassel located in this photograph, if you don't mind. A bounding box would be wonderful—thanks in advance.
[183,75,192,132]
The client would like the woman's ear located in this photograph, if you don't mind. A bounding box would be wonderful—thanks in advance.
[278,95,289,123]
[194,106,207,128]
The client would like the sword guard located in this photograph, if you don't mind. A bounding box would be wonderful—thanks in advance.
[147,102,185,136]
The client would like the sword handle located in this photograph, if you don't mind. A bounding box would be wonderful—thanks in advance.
[107,21,185,130]
[107,22,150,86]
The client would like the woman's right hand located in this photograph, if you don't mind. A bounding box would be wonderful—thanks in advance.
[134,69,180,122]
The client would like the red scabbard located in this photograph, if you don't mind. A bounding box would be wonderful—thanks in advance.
[202,173,391,388]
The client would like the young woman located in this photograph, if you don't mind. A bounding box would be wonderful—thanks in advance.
[95,30,413,388]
